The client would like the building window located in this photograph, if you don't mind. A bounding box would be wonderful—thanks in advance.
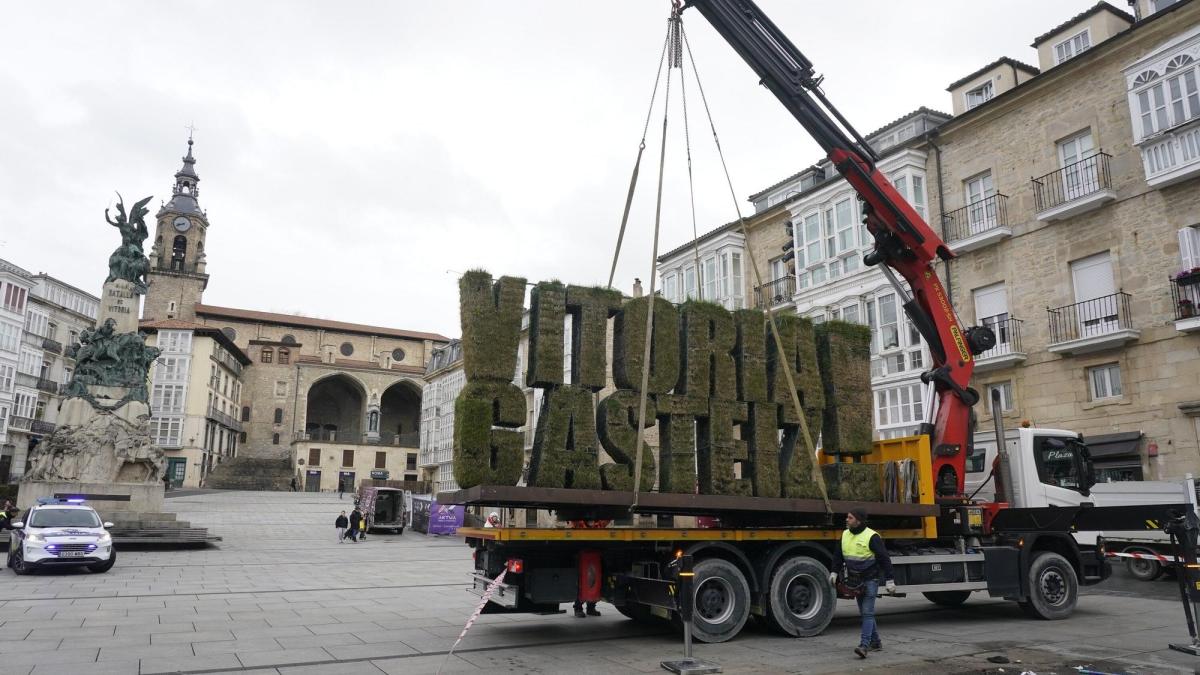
[241,406,251,422]
[406,454,417,471]
[308,448,320,465]
[375,451,386,469]
[1054,29,1090,64]
[3,284,27,313]
[281,334,297,345]
[964,171,997,234]
[0,364,13,392]
[340,342,354,357]
[965,80,994,110]
[150,417,183,447]
[221,327,237,341]
[278,348,290,364]
[874,383,926,439]
[702,256,717,301]
[986,381,1014,413]
[261,348,273,363]
[392,348,406,362]
[272,433,280,445]
[151,384,186,415]
[342,449,354,467]
[1089,363,1123,400]
[683,266,697,300]
[0,323,17,352]
[662,273,678,303]
[273,408,283,424]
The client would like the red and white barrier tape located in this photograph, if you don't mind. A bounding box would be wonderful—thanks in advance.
[1105,550,1178,564]
[438,569,507,673]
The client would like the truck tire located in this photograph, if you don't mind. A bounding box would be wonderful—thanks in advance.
[1125,555,1162,582]
[1020,552,1078,620]
[764,555,835,637]
[923,591,971,607]
[686,558,751,643]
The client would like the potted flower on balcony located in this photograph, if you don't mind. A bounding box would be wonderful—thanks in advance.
[1180,298,1197,319]
[1176,268,1200,287]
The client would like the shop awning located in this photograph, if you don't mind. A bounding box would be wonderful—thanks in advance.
[1084,431,1143,459]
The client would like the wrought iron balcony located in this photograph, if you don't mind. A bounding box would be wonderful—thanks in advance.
[1032,152,1115,221]
[300,429,340,442]
[206,405,244,432]
[41,338,62,354]
[35,378,58,395]
[973,317,1026,372]
[1047,291,1139,355]
[754,275,796,308]
[942,194,1010,252]
[30,420,55,435]
[1171,271,1200,333]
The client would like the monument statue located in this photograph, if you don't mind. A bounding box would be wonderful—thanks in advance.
[105,194,153,293]
[20,193,165,495]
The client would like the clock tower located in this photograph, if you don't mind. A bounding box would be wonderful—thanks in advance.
[144,136,210,321]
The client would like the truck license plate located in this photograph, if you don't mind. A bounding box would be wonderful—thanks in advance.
[59,551,85,558]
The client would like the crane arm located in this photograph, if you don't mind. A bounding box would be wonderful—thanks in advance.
[688,0,991,497]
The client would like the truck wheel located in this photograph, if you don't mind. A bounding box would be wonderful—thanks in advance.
[1020,552,1078,620]
[1125,555,1162,582]
[923,591,971,607]
[764,556,835,637]
[686,558,751,643]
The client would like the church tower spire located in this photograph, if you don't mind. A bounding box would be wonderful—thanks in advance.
[143,133,211,322]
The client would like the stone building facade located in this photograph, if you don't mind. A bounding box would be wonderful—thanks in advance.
[0,259,35,482]
[141,321,250,488]
[924,0,1200,481]
[10,274,100,482]
[141,139,449,492]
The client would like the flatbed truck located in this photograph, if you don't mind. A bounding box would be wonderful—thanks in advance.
[441,0,1195,644]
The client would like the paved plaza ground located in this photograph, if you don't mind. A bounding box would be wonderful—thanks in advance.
[2,490,1200,674]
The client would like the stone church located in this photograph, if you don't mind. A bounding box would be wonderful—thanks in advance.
[141,138,449,491]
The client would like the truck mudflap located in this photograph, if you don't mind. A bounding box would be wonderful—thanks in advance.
[469,572,519,609]
[1078,548,1110,585]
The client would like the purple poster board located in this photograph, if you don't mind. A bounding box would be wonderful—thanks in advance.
[428,500,465,535]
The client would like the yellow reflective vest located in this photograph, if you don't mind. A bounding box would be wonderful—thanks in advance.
[840,526,878,575]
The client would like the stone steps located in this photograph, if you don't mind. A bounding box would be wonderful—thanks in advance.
[204,456,294,491]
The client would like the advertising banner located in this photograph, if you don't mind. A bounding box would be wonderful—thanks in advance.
[428,499,465,535]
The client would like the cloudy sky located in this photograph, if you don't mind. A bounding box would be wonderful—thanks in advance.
[0,1,1097,338]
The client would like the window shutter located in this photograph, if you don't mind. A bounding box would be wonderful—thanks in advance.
[1179,227,1200,271]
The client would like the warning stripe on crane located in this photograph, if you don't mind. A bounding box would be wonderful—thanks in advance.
[1105,550,1178,564]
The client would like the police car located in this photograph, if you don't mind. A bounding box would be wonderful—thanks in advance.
[5,498,116,575]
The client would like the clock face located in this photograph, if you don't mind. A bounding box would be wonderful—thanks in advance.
[173,216,191,232]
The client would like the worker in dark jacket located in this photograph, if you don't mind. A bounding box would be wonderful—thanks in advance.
[829,507,895,659]
[348,508,363,542]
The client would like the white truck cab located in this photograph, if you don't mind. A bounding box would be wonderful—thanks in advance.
[6,498,116,575]
[965,427,1198,579]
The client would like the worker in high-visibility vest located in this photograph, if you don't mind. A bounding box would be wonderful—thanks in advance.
[829,507,895,659]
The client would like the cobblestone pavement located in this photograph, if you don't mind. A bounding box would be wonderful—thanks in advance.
[2,490,1199,674]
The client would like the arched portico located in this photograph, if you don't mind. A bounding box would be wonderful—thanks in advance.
[304,373,367,442]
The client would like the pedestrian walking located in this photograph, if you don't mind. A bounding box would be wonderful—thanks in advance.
[829,508,895,659]
[291,476,298,492]
[335,511,349,542]
[348,508,363,542]
[358,513,368,541]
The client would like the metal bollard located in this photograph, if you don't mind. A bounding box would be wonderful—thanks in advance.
[661,554,721,674]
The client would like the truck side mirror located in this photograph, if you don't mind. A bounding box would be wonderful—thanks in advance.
[1077,443,1096,496]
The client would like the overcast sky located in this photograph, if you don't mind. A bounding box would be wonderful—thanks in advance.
[0,1,1098,338]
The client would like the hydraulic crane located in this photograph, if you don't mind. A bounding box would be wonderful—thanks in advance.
[688,0,997,499]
